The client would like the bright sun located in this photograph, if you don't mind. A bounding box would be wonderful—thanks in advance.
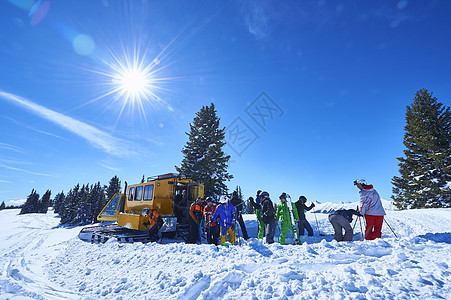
[80,45,171,125]
[113,66,152,103]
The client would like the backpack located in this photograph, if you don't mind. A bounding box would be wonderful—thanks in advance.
[262,199,275,223]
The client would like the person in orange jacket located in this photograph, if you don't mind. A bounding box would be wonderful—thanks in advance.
[144,208,163,242]
[187,197,203,244]
[204,197,219,245]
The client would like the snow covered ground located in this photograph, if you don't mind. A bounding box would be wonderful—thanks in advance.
[1,203,450,299]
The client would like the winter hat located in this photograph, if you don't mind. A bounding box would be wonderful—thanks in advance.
[260,191,269,200]
[353,179,367,186]
[298,196,307,202]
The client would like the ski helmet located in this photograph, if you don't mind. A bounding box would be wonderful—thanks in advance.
[142,208,150,217]
[260,191,269,200]
[279,192,287,200]
[219,195,230,204]
[299,195,307,203]
[205,197,214,203]
[353,179,367,186]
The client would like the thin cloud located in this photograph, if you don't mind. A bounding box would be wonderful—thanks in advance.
[0,163,54,177]
[0,90,137,157]
[0,142,24,154]
[99,162,121,172]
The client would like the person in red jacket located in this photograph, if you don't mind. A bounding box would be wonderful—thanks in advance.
[187,197,203,244]
[204,197,219,245]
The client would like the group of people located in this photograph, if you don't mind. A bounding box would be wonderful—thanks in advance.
[187,191,249,245]
[248,191,315,245]
[146,179,386,245]
[247,179,386,244]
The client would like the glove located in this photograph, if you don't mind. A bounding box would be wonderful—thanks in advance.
[311,203,315,207]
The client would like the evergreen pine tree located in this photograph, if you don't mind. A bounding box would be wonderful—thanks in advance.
[73,184,89,225]
[91,182,106,223]
[20,189,40,214]
[53,191,65,215]
[106,175,121,201]
[392,89,451,209]
[60,184,80,224]
[0,201,5,210]
[176,103,233,196]
[38,190,51,214]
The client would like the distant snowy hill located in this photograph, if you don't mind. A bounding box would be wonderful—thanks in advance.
[312,198,395,214]
[1,207,450,299]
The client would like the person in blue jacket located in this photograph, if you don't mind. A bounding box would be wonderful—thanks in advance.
[211,195,237,245]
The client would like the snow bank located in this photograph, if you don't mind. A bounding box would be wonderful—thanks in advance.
[1,208,450,299]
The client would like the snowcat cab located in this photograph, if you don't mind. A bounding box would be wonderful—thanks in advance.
[79,173,204,243]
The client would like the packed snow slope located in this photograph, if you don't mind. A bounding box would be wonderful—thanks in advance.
[1,203,450,300]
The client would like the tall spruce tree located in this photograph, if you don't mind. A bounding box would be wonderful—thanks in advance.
[91,182,106,223]
[392,89,451,209]
[53,191,65,215]
[176,103,232,197]
[20,189,40,214]
[0,201,5,210]
[38,190,51,214]
[106,175,121,201]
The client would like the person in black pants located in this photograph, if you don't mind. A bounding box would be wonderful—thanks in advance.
[187,197,203,244]
[260,191,276,244]
[230,191,249,240]
[294,196,315,236]
[204,197,220,245]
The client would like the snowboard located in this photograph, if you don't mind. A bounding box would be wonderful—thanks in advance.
[286,194,301,245]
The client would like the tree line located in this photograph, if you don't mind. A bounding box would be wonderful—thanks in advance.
[14,176,122,225]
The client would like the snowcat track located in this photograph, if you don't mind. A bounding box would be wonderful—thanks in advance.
[78,224,151,244]
[79,223,191,244]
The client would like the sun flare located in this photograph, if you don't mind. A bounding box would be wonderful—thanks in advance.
[114,67,151,102]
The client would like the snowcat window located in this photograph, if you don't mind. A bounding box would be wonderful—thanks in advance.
[135,186,143,201]
[143,185,154,201]
[100,194,121,216]
[129,187,135,201]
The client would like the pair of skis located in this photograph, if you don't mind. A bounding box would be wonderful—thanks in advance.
[286,194,301,245]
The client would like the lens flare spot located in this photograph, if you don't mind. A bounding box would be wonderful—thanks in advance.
[29,1,50,27]
[73,34,95,56]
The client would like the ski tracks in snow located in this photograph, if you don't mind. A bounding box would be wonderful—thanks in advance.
[1,208,451,299]
[0,210,80,299]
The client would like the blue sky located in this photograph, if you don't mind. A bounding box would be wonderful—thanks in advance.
[1,0,451,206]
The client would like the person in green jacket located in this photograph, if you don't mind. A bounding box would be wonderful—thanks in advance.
[249,190,265,239]
[276,192,299,245]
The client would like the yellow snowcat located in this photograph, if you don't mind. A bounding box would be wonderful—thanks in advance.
[78,173,204,243]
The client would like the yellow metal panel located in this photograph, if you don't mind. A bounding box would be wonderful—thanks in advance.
[118,213,150,230]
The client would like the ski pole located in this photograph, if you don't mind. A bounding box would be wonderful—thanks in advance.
[358,215,364,241]
[384,218,398,238]
[352,217,358,231]
[313,212,324,236]
[236,214,241,246]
